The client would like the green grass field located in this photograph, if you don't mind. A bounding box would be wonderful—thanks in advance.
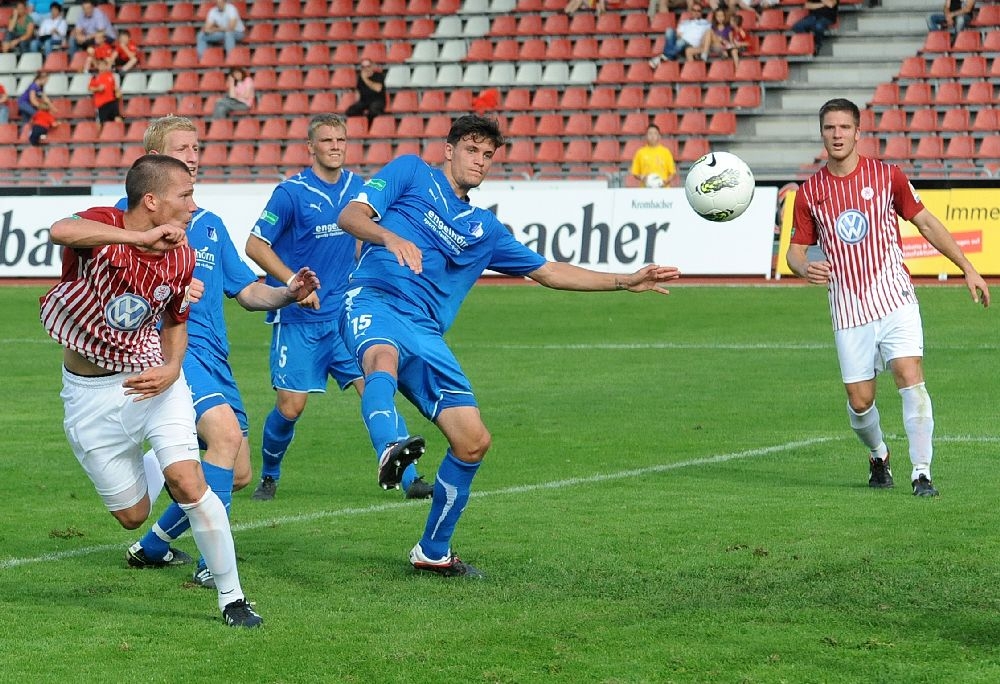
[1,282,998,683]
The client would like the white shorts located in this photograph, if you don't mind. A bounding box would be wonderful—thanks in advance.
[61,368,200,511]
[834,302,924,384]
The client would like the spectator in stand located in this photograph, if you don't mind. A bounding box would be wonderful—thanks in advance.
[212,66,254,119]
[631,123,677,188]
[28,101,57,145]
[29,2,67,57]
[196,0,245,60]
[17,71,53,124]
[649,2,711,67]
[791,0,838,57]
[2,1,35,56]
[112,28,140,74]
[728,12,751,62]
[345,59,387,124]
[0,83,9,124]
[68,0,115,58]
[564,0,606,15]
[89,57,122,130]
[701,8,740,65]
[81,29,114,73]
[927,0,976,34]
[648,0,697,19]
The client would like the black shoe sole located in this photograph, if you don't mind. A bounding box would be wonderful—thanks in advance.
[378,436,425,490]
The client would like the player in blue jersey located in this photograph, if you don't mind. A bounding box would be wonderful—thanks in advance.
[338,115,681,576]
[121,116,319,591]
[244,114,433,502]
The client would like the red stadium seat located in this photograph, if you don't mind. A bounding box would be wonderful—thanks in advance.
[591,140,621,164]
[902,83,933,106]
[703,85,731,109]
[73,121,101,143]
[560,87,588,110]
[205,119,234,142]
[234,118,261,140]
[283,93,311,114]
[913,136,943,160]
[922,30,951,53]
[971,108,998,133]
[615,86,643,109]
[673,85,702,109]
[933,81,963,106]
[870,83,901,107]
[896,56,926,80]
[678,111,708,135]
[928,55,958,78]
[944,135,975,159]
[877,109,907,132]
[678,137,710,162]
[645,87,673,108]
[227,143,256,167]
[535,114,563,136]
[563,113,591,136]
[260,119,288,140]
[909,108,938,132]
[534,140,564,164]
[732,85,761,109]
[978,136,1000,159]
[523,39,549,60]
[958,55,987,79]
[951,30,981,52]
[882,136,911,160]
[620,112,648,135]
[424,116,452,138]
[939,107,970,132]
[966,81,994,105]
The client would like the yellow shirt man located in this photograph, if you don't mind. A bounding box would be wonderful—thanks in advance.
[631,124,676,187]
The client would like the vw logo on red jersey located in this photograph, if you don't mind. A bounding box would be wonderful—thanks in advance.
[834,209,869,244]
[105,294,151,331]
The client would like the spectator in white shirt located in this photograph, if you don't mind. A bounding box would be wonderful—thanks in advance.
[648,3,712,67]
[30,2,67,57]
[68,0,115,58]
[196,0,245,59]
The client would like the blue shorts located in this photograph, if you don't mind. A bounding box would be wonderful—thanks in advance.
[340,287,477,421]
[183,348,248,436]
[270,319,362,393]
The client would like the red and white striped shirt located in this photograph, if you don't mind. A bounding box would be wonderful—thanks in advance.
[791,156,924,330]
[39,207,195,372]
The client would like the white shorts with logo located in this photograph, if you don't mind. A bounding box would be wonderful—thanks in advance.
[834,302,924,384]
[61,368,200,511]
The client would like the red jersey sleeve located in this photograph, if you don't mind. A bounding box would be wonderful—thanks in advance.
[890,165,925,222]
[790,186,817,245]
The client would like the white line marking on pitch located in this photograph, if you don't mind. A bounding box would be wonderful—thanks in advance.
[455,342,1000,352]
[0,437,832,570]
[5,435,997,570]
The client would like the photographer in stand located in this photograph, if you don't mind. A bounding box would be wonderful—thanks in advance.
[344,58,387,124]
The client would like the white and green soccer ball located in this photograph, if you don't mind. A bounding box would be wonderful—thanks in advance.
[684,151,755,222]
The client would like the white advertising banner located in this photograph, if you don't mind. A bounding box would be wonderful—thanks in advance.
[0,186,777,278]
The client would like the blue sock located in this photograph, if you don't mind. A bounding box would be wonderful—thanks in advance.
[419,450,480,560]
[139,501,187,561]
[261,407,297,480]
[401,462,419,491]
[361,371,405,456]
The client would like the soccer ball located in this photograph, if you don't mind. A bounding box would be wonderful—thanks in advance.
[644,173,664,188]
[684,151,755,222]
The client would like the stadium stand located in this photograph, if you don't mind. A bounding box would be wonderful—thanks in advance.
[0,0,996,185]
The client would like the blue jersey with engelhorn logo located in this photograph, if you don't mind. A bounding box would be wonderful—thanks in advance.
[349,154,545,333]
[115,198,257,362]
[251,167,364,324]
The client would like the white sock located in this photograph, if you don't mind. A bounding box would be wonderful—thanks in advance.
[143,449,165,509]
[179,489,245,611]
[847,403,887,458]
[900,383,934,480]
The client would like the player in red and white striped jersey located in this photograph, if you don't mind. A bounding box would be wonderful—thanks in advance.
[787,98,989,497]
[40,154,262,628]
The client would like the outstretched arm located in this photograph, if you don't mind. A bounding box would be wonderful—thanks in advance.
[245,235,321,309]
[527,262,680,295]
[234,266,320,311]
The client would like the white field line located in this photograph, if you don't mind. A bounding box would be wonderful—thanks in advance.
[453,342,1000,351]
[0,437,833,570]
[3,434,998,571]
